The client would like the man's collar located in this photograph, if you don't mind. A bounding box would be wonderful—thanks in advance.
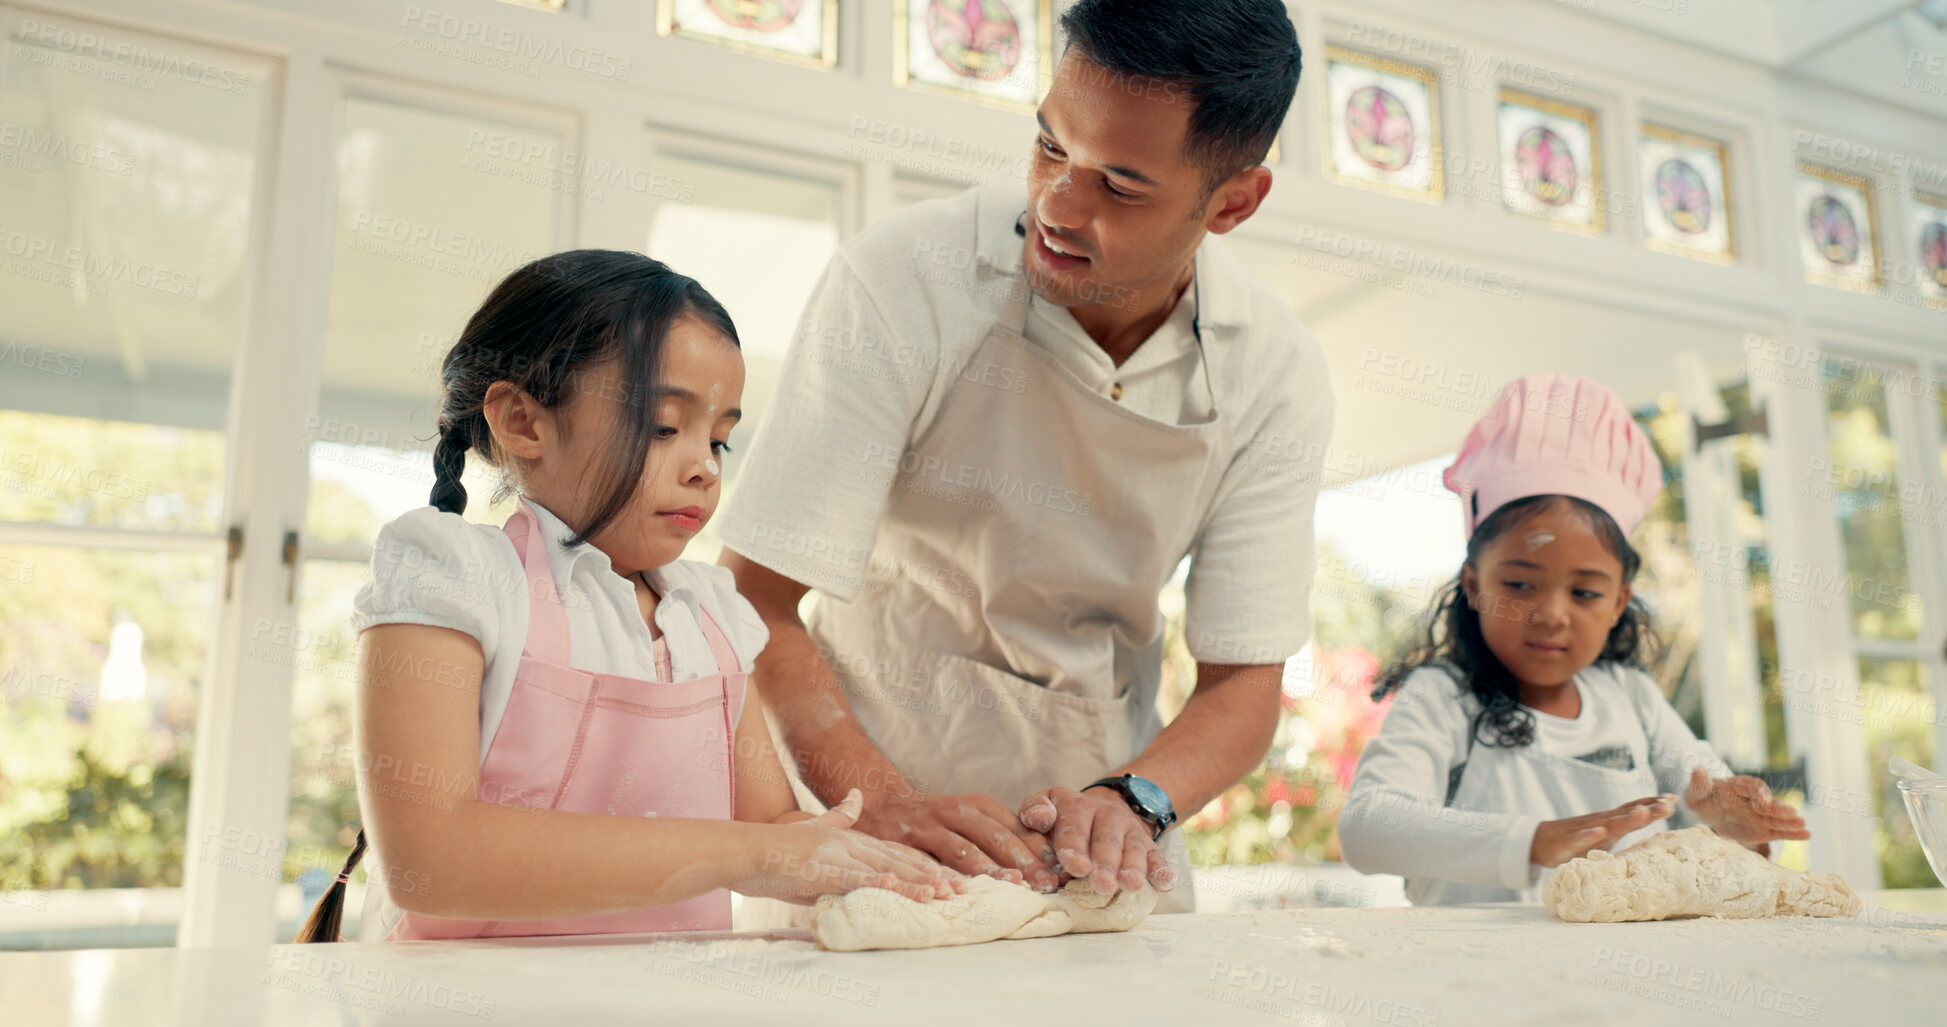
[972,177,1251,330]
[974,177,1030,276]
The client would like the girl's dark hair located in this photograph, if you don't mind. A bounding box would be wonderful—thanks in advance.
[429,248,738,543]
[297,250,738,942]
[1371,495,1658,749]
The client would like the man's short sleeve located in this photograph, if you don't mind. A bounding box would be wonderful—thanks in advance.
[715,253,935,600]
[1182,323,1334,665]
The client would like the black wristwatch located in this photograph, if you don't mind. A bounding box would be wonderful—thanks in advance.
[1085,774,1177,841]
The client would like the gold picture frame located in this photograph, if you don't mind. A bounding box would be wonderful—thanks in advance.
[1795,161,1881,294]
[1498,88,1604,236]
[1909,190,1947,311]
[1639,123,1735,264]
[656,0,839,71]
[894,0,1053,114]
[1322,45,1444,204]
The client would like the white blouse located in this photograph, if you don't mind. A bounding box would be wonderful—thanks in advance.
[351,501,769,763]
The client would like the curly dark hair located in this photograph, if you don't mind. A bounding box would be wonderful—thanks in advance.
[1371,494,1659,748]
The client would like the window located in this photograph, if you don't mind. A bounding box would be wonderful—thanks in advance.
[0,16,270,904]
[891,172,965,212]
[280,90,566,936]
[1821,361,1922,640]
[1636,385,1789,769]
[1857,657,1935,888]
[642,145,845,563]
[1819,356,1935,885]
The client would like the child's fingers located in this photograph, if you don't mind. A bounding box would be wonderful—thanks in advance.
[1611,795,1675,821]
[1563,825,1609,860]
[871,848,951,894]
[887,876,938,903]
[851,862,940,903]
[811,788,864,828]
[803,799,860,831]
[1595,799,1666,842]
[861,836,959,891]
[881,837,952,877]
[1736,792,1804,825]
[867,834,933,862]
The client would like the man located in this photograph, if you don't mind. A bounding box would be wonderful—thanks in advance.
[718,0,1330,912]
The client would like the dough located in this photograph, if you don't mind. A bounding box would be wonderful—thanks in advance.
[811,876,1160,952]
[1543,825,1860,923]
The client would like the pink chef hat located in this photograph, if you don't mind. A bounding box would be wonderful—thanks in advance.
[1443,374,1665,538]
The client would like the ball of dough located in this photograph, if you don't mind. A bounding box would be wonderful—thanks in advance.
[811,876,1160,952]
[1543,825,1860,923]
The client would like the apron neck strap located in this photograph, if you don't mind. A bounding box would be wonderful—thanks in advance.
[694,605,742,678]
[503,502,572,666]
[1002,277,1032,336]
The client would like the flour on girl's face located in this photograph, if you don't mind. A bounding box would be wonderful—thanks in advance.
[704,457,720,476]
[1524,530,1556,552]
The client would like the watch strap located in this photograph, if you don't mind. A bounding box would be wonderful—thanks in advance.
[1085,774,1177,841]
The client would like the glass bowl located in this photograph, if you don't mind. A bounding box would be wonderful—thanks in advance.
[1896,779,1947,887]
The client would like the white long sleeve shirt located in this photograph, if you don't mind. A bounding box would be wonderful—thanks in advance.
[1337,660,1728,903]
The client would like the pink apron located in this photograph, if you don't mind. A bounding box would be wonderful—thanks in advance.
[389,502,746,939]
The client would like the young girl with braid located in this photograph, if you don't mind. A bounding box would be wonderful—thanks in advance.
[1338,374,1810,906]
[298,250,956,942]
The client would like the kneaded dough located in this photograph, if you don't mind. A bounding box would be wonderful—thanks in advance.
[1543,825,1860,923]
[811,876,1159,952]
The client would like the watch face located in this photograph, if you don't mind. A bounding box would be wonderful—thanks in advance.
[1127,776,1171,816]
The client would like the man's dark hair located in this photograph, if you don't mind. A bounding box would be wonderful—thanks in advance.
[1058,0,1302,196]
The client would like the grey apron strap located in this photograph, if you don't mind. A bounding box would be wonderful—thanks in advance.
[1444,665,1477,807]
[1445,723,1476,807]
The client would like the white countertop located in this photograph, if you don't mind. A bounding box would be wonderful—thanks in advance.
[7,893,1945,1026]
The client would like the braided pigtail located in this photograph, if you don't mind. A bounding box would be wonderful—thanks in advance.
[430,423,471,514]
[294,830,367,942]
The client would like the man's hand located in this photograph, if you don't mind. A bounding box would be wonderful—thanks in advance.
[1684,768,1811,848]
[854,792,1061,892]
[1017,786,1176,894]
